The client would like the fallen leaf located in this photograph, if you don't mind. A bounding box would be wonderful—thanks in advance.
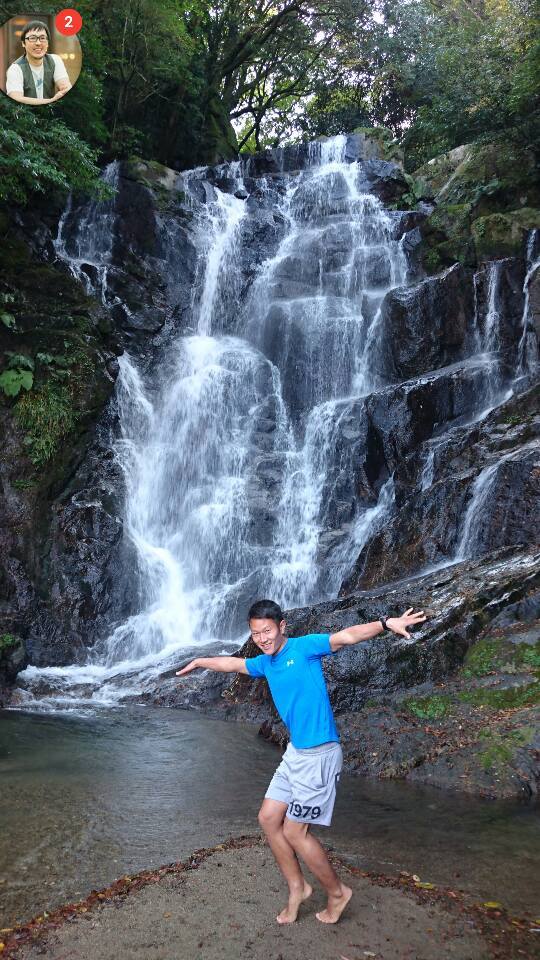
[415,882,436,889]
[163,913,171,918]
[0,930,12,935]
[483,901,503,909]
[412,875,420,882]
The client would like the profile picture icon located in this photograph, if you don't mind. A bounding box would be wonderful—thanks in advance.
[0,14,82,104]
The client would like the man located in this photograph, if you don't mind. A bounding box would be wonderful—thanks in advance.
[176,598,427,925]
[6,20,72,105]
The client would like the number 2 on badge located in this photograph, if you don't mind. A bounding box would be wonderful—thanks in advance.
[55,8,83,36]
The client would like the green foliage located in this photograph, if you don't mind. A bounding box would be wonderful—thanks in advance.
[401,694,452,719]
[15,379,77,467]
[0,633,20,652]
[0,368,33,396]
[462,637,504,678]
[0,99,111,205]
[299,85,370,141]
[458,682,540,711]
[5,352,34,371]
[0,0,537,208]
[462,636,540,679]
[12,478,36,490]
[477,727,534,772]
[1,311,16,329]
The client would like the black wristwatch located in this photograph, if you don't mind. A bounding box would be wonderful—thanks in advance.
[379,616,388,631]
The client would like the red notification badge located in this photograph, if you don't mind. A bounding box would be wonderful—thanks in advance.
[55,9,83,36]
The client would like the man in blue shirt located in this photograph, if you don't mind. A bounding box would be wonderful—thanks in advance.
[176,598,426,925]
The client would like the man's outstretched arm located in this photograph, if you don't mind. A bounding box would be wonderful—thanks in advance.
[176,656,249,676]
[329,607,427,652]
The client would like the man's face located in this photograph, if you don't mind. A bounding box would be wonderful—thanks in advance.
[249,617,286,655]
[23,30,49,61]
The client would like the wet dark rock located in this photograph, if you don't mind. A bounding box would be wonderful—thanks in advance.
[2,131,539,718]
[375,264,475,382]
[214,550,540,801]
[356,159,409,205]
[219,547,539,709]
[345,385,540,590]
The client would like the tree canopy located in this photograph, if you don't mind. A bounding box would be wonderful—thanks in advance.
[0,0,538,204]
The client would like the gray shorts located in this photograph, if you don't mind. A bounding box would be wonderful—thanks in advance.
[265,740,343,827]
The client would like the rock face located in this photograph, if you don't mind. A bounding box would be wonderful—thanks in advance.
[410,140,540,273]
[214,548,540,802]
[1,128,539,805]
[342,383,540,592]
[0,222,122,666]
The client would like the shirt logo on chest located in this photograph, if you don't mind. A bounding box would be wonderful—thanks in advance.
[286,659,295,667]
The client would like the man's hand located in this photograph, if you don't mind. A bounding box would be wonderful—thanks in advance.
[175,658,201,676]
[387,608,427,640]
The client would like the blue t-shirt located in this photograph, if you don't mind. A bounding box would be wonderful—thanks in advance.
[245,633,339,748]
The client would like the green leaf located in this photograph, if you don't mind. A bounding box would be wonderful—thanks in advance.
[0,312,16,330]
[5,352,34,371]
[0,368,33,396]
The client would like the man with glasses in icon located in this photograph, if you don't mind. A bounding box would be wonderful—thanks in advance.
[6,20,72,104]
[176,597,426,926]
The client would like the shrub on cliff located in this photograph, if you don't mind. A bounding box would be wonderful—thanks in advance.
[0,99,110,206]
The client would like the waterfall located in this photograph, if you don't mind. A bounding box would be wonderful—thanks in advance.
[516,230,540,377]
[454,461,501,561]
[242,152,407,606]
[468,259,510,411]
[18,136,412,704]
[54,162,120,307]
[18,135,538,709]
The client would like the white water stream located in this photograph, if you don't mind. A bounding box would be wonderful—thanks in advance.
[15,140,538,708]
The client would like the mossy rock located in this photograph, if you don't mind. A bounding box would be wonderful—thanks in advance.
[123,157,177,191]
[412,144,474,195]
[477,725,536,772]
[400,693,454,720]
[0,632,19,653]
[419,201,476,272]
[459,681,540,711]
[414,141,540,212]
[472,208,540,262]
[353,126,404,165]
[461,634,540,679]
[0,633,27,683]
[1,224,118,485]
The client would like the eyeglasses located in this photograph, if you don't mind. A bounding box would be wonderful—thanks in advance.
[25,35,49,43]
[251,628,273,640]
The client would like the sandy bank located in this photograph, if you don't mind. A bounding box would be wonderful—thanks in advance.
[3,836,539,960]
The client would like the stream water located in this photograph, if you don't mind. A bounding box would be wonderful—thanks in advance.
[1,707,539,927]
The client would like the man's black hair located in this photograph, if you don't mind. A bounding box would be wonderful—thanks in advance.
[21,20,51,43]
[248,599,284,625]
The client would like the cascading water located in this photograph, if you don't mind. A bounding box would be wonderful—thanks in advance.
[54,162,120,306]
[243,136,408,606]
[15,136,538,709]
[517,230,540,377]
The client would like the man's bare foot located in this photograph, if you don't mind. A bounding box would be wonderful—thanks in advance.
[315,883,353,924]
[276,881,313,924]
